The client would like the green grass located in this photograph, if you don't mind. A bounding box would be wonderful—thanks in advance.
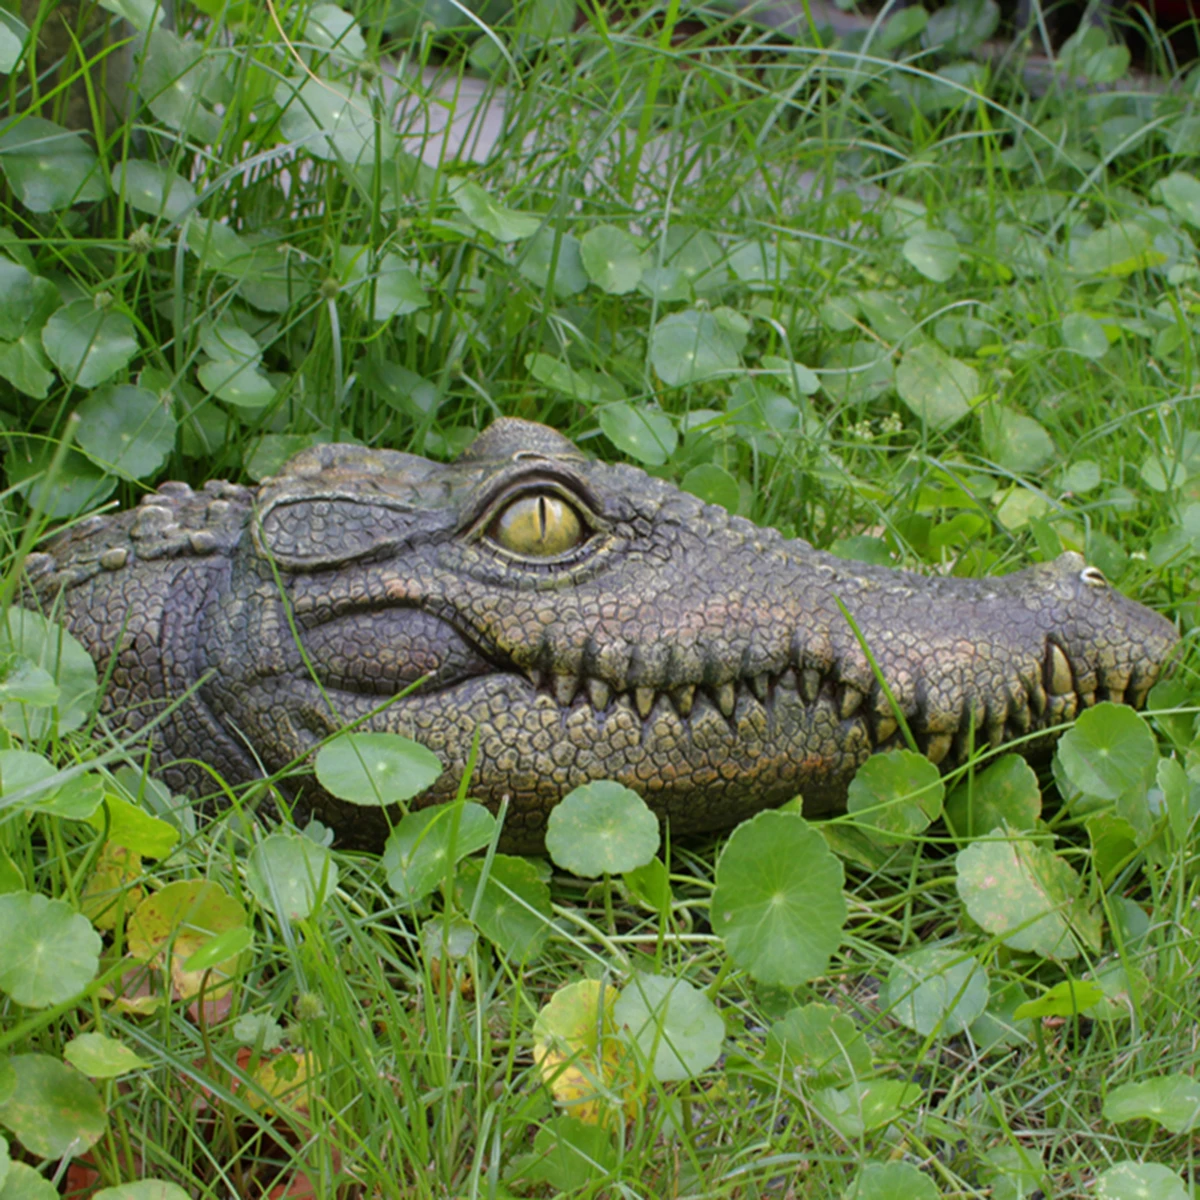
[1,0,1200,1195]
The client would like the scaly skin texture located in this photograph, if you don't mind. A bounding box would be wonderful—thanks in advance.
[26,418,1179,852]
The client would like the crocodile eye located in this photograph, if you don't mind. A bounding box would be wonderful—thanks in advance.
[1080,566,1108,588]
[488,492,585,557]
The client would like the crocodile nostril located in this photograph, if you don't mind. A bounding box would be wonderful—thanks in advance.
[1044,642,1074,697]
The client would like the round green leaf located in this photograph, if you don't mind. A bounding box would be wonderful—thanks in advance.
[518,228,588,297]
[86,795,179,858]
[1103,1075,1200,1134]
[0,1131,7,1190]
[812,1079,922,1138]
[314,731,443,806]
[0,118,106,212]
[903,228,959,282]
[530,1118,617,1192]
[944,754,1041,842]
[822,340,894,406]
[845,1161,940,1200]
[187,217,254,277]
[1060,25,1130,83]
[728,240,781,283]
[847,750,944,844]
[0,254,34,341]
[0,1061,13,1107]
[882,944,988,1036]
[369,254,428,321]
[450,180,539,243]
[545,781,659,877]
[420,915,476,965]
[98,0,165,30]
[0,10,30,75]
[579,224,645,294]
[1094,1162,1188,1200]
[896,343,976,429]
[1069,221,1163,277]
[0,1161,57,1200]
[306,3,367,61]
[0,1054,106,1159]
[922,0,997,51]
[1157,170,1200,229]
[7,441,115,519]
[41,301,138,389]
[680,463,740,513]
[526,353,624,404]
[649,309,743,387]
[765,1002,872,1088]
[382,801,496,904]
[711,811,847,987]
[246,833,339,921]
[598,402,677,466]
[956,836,1089,959]
[980,404,1055,473]
[274,76,393,165]
[0,750,57,808]
[1055,702,1158,802]
[75,385,176,480]
[197,359,276,408]
[137,28,222,142]
[0,610,96,737]
[112,160,196,221]
[760,354,821,396]
[1059,460,1102,494]
[92,1185,192,1200]
[233,1013,285,1050]
[455,854,551,961]
[0,276,57,399]
[880,5,928,49]
[1061,312,1108,360]
[612,973,723,1082]
[0,892,100,1008]
[969,979,1033,1052]
[63,1033,150,1079]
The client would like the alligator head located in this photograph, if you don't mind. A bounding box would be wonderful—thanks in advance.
[28,417,1179,851]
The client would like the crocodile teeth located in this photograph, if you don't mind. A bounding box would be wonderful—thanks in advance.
[926,732,953,765]
[716,682,736,718]
[635,687,656,718]
[1127,669,1155,709]
[1099,667,1130,705]
[1046,644,1074,696]
[800,669,822,704]
[839,686,864,720]
[748,673,769,702]
[587,679,612,711]
[875,714,898,744]
[1008,697,1031,733]
[1028,681,1047,716]
[553,674,578,707]
[672,684,696,717]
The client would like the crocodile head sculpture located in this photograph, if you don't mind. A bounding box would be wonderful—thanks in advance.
[25,417,1179,851]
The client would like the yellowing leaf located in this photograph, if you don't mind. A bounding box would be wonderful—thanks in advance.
[532,980,638,1126]
[80,843,144,931]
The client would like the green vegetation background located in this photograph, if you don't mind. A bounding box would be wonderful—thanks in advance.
[0,0,1199,1195]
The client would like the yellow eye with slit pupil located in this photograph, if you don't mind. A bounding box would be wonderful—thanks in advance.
[491,493,584,557]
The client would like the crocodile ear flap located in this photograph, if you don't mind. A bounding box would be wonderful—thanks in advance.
[253,495,422,569]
